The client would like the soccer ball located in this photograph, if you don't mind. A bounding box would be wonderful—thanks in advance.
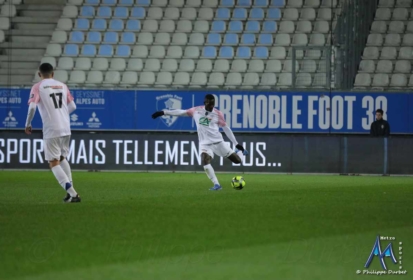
[231,176,246,190]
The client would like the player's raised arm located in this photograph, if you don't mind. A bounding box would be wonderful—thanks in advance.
[151,107,195,119]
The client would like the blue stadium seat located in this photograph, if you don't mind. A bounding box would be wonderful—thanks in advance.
[74,19,89,30]
[254,46,268,58]
[121,32,135,44]
[87,31,101,43]
[64,44,79,56]
[116,45,131,57]
[241,34,255,45]
[97,7,112,18]
[221,0,235,6]
[211,21,226,33]
[267,8,281,19]
[109,19,124,31]
[238,0,252,7]
[126,19,141,31]
[228,21,243,33]
[136,0,151,6]
[233,8,247,19]
[207,33,221,45]
[81,44,97,56]
[80,6,95,17]
[131,7,145,18]
[98,45,114,57]
[263,21,277,32]
[86,0,99,5]
[236,46,251,58]
[254,0,268,7]
[104,32,119,44]
[270,0,285,6]
[216,8,230,19]
[203,46,217,57]
[245,21,260,32]
[69,31,84,43]
[224,34,238,45]
[102,0,117,5]
[114,7,128,18]
[250,8,264,19]
[119,0,134,5]
[92,19,107,30]
[219,47,234,58]
[258,34,273,45]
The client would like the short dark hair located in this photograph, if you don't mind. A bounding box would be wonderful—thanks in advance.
[376,109,384,115]
[205,94,215,100]
[39,63,54,75]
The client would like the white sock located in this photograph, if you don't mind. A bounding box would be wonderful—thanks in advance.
[51,165,77,197]
[60,159,73,186]
[204,164,220,185]
[236,151,244,163]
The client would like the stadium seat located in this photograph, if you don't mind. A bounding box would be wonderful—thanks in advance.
[245,21,260,33]
[274,34,291,46]
[372,73,390,88]
[206,72,224,88]
[64,44,79,56]
[211,21,226,33]
[119,0,135,5]
[143,20,158,32]
[177,20,192,32]
[384,34,401,46]
[250,8,264,20]
[309,34,325,46]
[137,0,151,6]
[248,60,264,72]
[358,60,375,73]
[74,58,92,70]
[144,58,161,71]
[300,8,316,20]
[131,7,145,18]
[296,73,312,87]
[237,0,252,6]
[109,58,127,70]
[241,34,256,45]
[186,0,202,7]
[85,71,103,86]
[172,72,190,87]
[320,0,337,7]
[56,57,73,70]
[300,60,317,73]
[40,57,57,68]
[228,21,243,33]
[132,45,148,57]
[91,58,109,70]
[152,0,167,6]
[375,8,391,20]
[292,34,308,45]
[199,7,214,20]
[86,31,101,44]
[169,0,185,7]
[102,0,117,5]
[318,8,332,20]
[174,33,189,45]
[120,72,138,87]
[182,8,197,19]
[137,32,153,45]
[114,7,129,18]
[278,73,292,87]
[254,47,268,58]
[148,7,162,19]
[390,73,408,87]
[279,21,295,33]
[259,73,276,88]
[224,34,239,45]
[362,47,379,59]
[184,46,200,58]
[265,60,282,72]
[254,0,269,6]
[120,32,136,44]
[57,19,73,31]
[74,19,89,30]
[367,34,383,46]
[270,46,286,59]
[97,7,111,18]
[126,58,143,70]
[220,0,235,7]
[149,45,165,58]
[219,46,234,58]
[154,33,170,45]
[202,46,217,58]
[68,70,86,86]
[54,70,68,83]
[207,33,222,45]
[236,46,251,58]
[380,46,397,59]
[267,8,281,19]
[169,46,184,58]
[51,31,67,43]
[394,60,411,73]
[283,60,299,72]
[92,19,107,30]
[389,21,405,33]
[159,20,175,32]
[406,22,413,33]
[164,7,179,19]
[115,45,131,57]
[233,8,247,20]
[109,19,124,31]
[288,0,303,7]
[85,0,99,5]
[354,73,371,87]
[230,60,247,72]
[378,0,394,7]
[155,72,173,87]
[376,60,393,73]
[103,71,121,86]
[80,6,95,18]
[161,59,178,72]
[399,47,413,59]
[258,34,273,45]
[304,0,321,7]
[190,72,207,86]
[314,21,329,33]
[271,0,285,6]
[202,0,218,6]
[402,34,413,45]
[62,6,78,18]
[194,21,209,33]
[393,8,409,20]
[138,72,156,86]
[180,59,195,72]
[213,59,229,72]
[283,8,299,20]
[216,8,230,19]
[224,73,241,87]
[97,45,113,57]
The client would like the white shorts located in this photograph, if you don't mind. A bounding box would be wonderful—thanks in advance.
[44,135,71,162]
[199,141,234,159]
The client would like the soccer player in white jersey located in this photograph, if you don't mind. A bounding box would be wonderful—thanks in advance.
[25,63,81,203]
[152,94,248,191]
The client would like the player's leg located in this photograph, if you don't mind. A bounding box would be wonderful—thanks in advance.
[59,136,76,190]
[201,146,222,191]
[214,142,243,164]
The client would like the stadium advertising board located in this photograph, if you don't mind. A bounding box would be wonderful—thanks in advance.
[0,88,412,133]
[2,131,413,175]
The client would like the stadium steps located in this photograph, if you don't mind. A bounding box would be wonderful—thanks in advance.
[0,1,63,86]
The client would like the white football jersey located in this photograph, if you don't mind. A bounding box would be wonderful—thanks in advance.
[187,106,227,145]
[28,79,73,139]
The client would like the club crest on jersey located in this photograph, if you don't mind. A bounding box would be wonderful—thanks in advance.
[156,94,183,127]
[199,117,211,126]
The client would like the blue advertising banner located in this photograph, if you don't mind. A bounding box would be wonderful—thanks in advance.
[0,88,412,134]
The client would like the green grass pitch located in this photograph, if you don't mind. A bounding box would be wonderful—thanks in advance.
[0,171,412,280]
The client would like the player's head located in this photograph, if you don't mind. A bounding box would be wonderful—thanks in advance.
[204,94,215,111]
[376,109,383,120]
[38,63,54,80]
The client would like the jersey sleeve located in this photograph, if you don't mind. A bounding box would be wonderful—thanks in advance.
[28,83,41,104]
[66,85,74,103]
[217,111,227,127]
[186,107,196,117]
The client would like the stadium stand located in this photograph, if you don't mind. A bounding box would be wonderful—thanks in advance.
[0,0,341,88]
[355,0,413,90]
